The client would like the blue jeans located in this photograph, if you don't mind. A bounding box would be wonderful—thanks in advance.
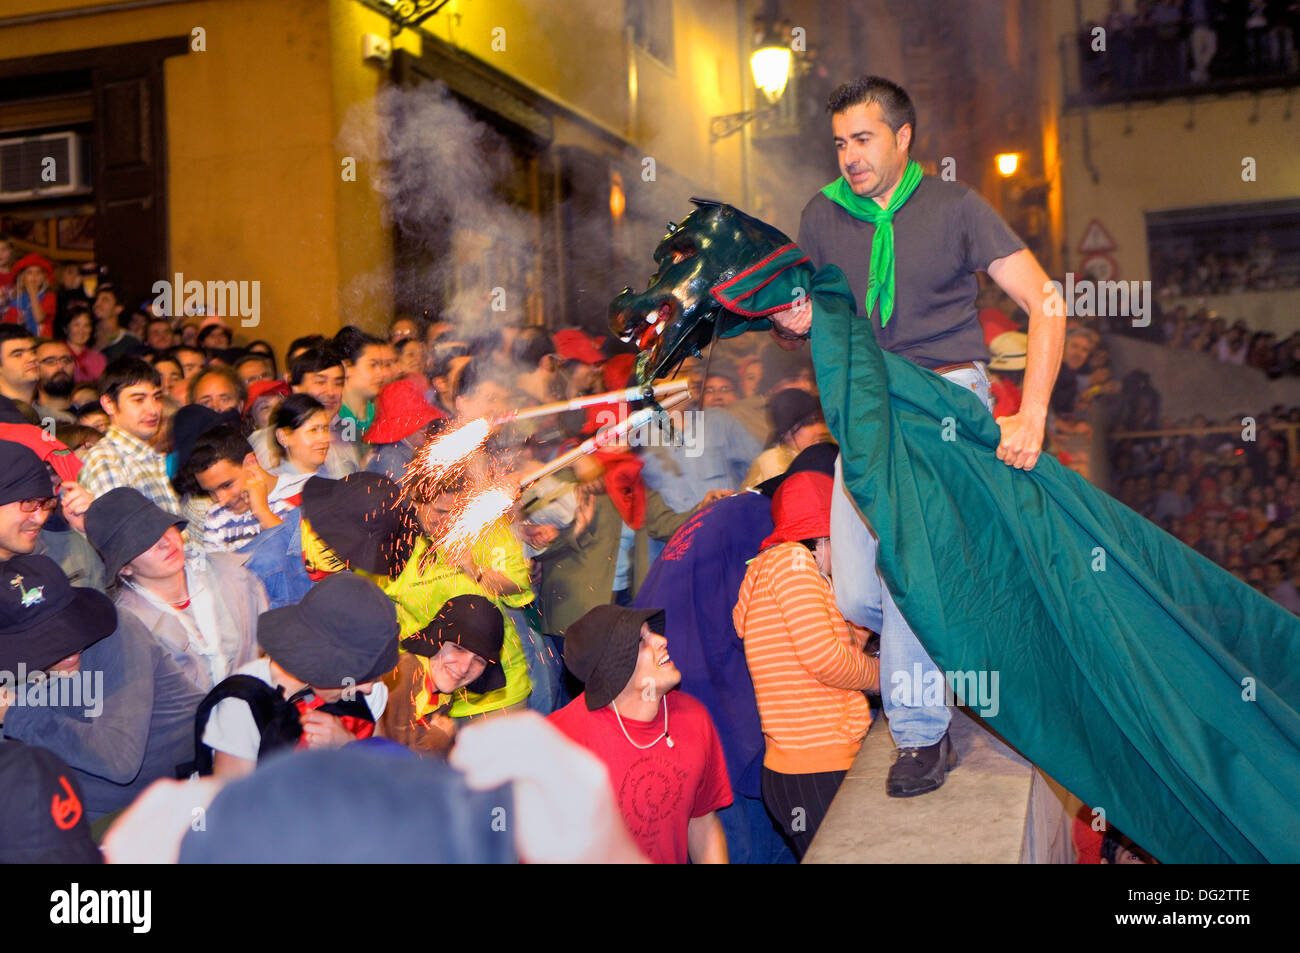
[830,363,993,749]
[716,795,797,864]
[504,607,561,716]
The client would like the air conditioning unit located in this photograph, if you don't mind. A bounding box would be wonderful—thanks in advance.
[0,132,91,202]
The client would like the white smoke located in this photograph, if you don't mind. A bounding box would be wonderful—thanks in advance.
[337,83,536,333]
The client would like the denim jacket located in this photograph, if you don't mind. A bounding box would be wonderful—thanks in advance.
[240,507,312,610]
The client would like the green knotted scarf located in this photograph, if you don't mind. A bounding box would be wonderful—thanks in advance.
[820,158,923,327]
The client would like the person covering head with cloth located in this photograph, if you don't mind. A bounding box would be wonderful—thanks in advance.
[767,75,1066,798]
[734,469,879,859]
[238,470,418,612]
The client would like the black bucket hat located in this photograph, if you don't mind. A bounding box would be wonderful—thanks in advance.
[0,440,56,507]
[563,604,665,711]
[766,387,823,446]
[756,441,840,498]
[0,741,102,864]
[256,571,399,688]
[400,594,507,695]
[301,472,419,576]
[0,554,115,674]
[172,405,240,474]
[84,487,188,578]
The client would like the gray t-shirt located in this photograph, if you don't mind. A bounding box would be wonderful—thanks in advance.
[797,175,1025,369]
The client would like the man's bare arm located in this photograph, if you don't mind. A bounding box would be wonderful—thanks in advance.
[986,249,1066,471]
[687,811,729,864]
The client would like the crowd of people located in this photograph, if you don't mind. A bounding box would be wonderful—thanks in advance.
[0,244,1282,865]
[0,246,898,864]
[1078,0,1300,95]
[1151,233,1296,298]
[1151,306,1300,377]
[1109,403,1300,610]
[0,209,1289,866]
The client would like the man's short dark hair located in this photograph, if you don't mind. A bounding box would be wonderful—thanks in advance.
[165,345,206,367]
[428,343,469,380]
[333,326,383,364]
[0,324,35,350]
[153,354,183,377]
[146,317,172,334]
[101,356,160,403]
[826,75,917,148]
[289,345,344,385]
[454,356,510,402]
[511,326,555,370]
[289,334,327,355]
[234,352,272,375]
[94,283,123,306]
[179,423,254,494]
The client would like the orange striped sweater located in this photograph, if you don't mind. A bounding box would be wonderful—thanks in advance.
[734,541,879,775]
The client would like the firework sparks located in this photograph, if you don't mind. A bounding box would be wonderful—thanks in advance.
[403,416,492,497]
[438,482,518,563]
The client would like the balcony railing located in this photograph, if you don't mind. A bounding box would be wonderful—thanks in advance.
[1061,19,1300,108]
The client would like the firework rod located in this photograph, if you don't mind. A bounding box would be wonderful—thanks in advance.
[493,378,690,426]
[517,390,692,489]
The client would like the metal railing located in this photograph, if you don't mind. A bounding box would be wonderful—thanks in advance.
[1108,422,1300,468]
[1060,25,1300,108]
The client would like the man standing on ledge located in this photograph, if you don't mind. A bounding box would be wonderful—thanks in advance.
[771,76,1065,797]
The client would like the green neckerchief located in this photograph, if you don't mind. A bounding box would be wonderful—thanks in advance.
[820,158,923,327]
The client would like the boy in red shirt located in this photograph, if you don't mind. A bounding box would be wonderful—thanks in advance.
[548,605,732,864]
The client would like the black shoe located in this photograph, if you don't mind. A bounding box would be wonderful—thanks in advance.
[885,731,958,798]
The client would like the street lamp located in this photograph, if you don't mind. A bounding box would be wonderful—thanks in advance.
[750,44,792,103]
[710,40,794,142]
[996,152,1021,177]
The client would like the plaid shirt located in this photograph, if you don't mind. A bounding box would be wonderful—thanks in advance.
[78,424,181,515]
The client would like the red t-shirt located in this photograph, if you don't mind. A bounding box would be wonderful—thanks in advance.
[548,691,732,864]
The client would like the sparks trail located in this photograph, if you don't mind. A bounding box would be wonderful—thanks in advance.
[402,416,492,502]
[425,390,694,560]
[490,377,690,426]
[439,482,518,563]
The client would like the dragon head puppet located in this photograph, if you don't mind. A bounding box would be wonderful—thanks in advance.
[609,198,797,384]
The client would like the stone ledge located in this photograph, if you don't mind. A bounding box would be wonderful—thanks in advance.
[804,707,1072,863]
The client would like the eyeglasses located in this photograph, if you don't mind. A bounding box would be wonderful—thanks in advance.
[39,356,75,367]
[19,497,57,513]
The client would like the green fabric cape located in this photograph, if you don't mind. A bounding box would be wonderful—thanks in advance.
[712,244,1300,864]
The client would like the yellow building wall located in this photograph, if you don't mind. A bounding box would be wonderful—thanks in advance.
[0,0,372,356]
[419,0,745,201]
[1059,92,1300,281]
[1,0,750,351]
[1044,0,1300,283]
